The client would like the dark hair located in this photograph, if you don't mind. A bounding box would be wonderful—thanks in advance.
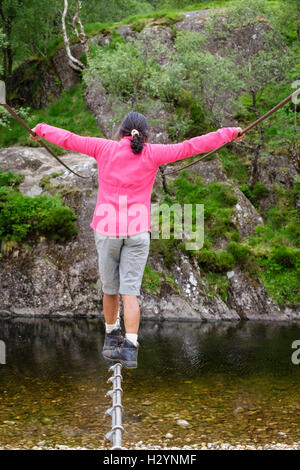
[118,111,148,154]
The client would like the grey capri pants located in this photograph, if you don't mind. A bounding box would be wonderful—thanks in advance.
[94,230,151,296]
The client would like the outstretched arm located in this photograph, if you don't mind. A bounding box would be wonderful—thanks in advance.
[31,123,108,160]
[149,127,243,167]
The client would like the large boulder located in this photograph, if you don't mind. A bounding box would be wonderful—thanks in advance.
[84,81,173,143]
[10,59,62,109]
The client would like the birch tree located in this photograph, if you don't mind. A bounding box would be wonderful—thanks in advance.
[61,0,86,71]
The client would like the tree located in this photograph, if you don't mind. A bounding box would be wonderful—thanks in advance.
[204,0,293,185]
[61,0,86,71]
[0,0,23,92]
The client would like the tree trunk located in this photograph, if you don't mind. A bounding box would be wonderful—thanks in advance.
[249,125,265,187]
[159,167,170,195]
[72,0,89,57]
[62,0,85,71]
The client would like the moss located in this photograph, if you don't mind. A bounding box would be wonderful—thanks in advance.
[39,172,64,192]
[239,182,270,209]
[0,170,24,188]
[219,149,249,184]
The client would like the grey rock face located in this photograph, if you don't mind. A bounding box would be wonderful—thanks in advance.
[231,186,264,237]
[226,268,300,320]
[51,43,85,91]
[175,10,209,32]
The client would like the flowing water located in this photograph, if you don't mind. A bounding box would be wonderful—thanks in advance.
[0,317,299,449]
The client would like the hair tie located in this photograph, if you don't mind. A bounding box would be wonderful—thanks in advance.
[131,129,139,137]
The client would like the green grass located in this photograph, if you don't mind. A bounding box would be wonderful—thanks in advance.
[204,271,230,303]
[219,148,250,184]
[142,265,161,294]
[169,171,238,247]
[0,83,102,154]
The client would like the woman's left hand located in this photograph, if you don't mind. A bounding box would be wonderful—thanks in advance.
[30,127,41,140]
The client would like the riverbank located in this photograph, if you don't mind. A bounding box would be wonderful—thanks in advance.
[1,441,300,450]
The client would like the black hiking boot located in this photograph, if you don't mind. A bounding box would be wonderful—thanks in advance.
[102,328,124,355]
[102,338,139,368]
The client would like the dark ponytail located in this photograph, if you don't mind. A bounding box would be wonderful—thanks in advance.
[118,111,148,154]
[131,133,144,154]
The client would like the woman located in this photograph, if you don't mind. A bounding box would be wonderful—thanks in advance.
[31,111,244,368]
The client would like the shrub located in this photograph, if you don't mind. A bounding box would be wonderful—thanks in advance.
[252,182,270,200]
[268,245,300,270]
[227,241,250,265]
[240,182,269,208]
[215,250,235,271]
[198,248,235,272]
[0,174,77,244]
[83,41,155,100]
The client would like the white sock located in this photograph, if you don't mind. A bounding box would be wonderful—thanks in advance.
[125,333,138,347]
[106,321,118,334]
[105,308,120,334]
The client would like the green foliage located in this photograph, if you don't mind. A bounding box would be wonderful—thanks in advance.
[244,184,300,306]
[0,171,77,244]
[126,10,184,32]
[257,245,300,307]
[172,30,243,126]
[252,182,270,200]
[227,241,250,265]
[0,170,24,187]
[142,264,161,293]
[218,148,249,184]
[81,0,154,24]
[198,248,235,272]
[171,173,237,239]
[259,269,300,307]
[240,182,269,208]
[167,109,194,141]
[268,245,300,269]
[84,41,155,100]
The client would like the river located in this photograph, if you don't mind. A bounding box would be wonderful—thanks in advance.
[0,317,299,449]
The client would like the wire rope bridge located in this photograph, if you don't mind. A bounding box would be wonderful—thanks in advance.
[104,363,124,450]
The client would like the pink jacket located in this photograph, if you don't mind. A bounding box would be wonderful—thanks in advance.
[34,123,239,236]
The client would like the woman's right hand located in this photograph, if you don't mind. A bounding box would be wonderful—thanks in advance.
[235,127,245,142]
